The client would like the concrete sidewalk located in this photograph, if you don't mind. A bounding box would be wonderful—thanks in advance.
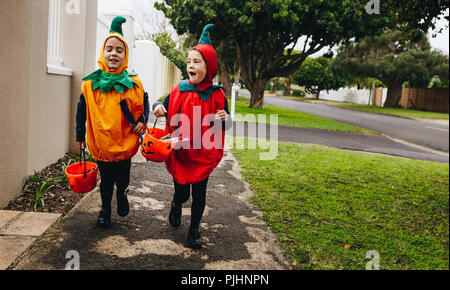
[0,211,61,269]
[7,149,291,270]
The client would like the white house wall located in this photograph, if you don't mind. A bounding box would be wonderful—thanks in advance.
[133,40,182,106]
[0,0,98,207]
[309,88,388,105]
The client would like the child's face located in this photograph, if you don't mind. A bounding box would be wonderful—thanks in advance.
[187,50,207,85]
[103,37,126,72]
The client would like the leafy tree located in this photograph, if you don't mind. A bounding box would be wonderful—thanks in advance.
[215,38,237,96]
[333,30,448,107]
[153,31,237,95]
[155,1,389,108]
[404,73,434,88]
[152,32,189,79]
[432,77,450,88]
[293,56,347,99]
[282,49,303,96]
[433,53,450,87]
[405,51,449,88]
[155,0,448,108]
[380,0,449,37]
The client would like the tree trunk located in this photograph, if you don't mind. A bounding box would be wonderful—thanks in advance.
[219,60,232,96]
[384,82,403,108]
[315,88,321,99]
[234,60,241,84]
[234,61,241,101]
[249,79,267,109]
[283,74,293,96]
[369,78,376,105]
[231,32,267,108]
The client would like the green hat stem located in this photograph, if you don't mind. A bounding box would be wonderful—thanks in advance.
[198,24,214,45]
[110,16,127,36]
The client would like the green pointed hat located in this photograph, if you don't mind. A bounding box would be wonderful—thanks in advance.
[192,24,217,83]
[198,24,214,45]
[110,16,127,36]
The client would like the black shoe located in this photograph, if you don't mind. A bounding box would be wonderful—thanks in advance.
[96,209,111,228]
[169,201,182,227]
[187,228,202,249]
[117,189,130,217]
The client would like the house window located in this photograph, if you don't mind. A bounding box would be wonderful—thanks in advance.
[47,0,72,76]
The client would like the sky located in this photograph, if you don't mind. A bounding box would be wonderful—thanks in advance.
[98,0,449,56]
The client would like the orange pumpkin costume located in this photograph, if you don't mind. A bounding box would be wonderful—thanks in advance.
[77,18,145,162]
[75,16,148,227]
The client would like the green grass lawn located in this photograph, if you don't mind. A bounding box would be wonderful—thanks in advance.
[231,98,377,134]
[324,103,448,120]
[231,137,449,270]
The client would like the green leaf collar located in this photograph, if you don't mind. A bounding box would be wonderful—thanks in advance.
[83,69,139,94]
[179,80,222,102]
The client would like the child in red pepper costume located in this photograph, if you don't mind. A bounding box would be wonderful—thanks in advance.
[153,24,231,249]
[76,16,149,228]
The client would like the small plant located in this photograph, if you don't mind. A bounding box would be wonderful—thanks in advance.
[68,150,95,163]
[21,171,41,196]
[33,177,59,212]
[21,172,62,212]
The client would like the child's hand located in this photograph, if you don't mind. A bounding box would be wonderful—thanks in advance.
[215,110,228,122]
[76,141,86,151]
[133,122,147,136]
[153,104,167,117]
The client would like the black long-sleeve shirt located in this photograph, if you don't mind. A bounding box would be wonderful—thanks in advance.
[76,91,150,142]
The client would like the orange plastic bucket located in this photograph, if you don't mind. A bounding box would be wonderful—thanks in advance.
[65,161,98,194]
[141,127,179,162]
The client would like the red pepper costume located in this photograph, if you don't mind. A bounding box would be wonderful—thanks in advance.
[164,24,227,185]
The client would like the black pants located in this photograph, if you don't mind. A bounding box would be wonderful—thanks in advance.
[97,159,131,213]
[173,177,209,230]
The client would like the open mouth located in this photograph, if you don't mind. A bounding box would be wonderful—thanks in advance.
[189,71,197,77]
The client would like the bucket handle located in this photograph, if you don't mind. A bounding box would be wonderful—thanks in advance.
[151,116,158,134]
[151,115,170,135]
[79,145,87,179]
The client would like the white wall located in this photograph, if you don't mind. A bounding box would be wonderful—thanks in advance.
[0,0,98,207]
[133,40,181,106]
[308,88,387,106]
[96,15,109,64]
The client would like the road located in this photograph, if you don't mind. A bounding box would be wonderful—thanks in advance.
[229,122,448,163]
[238,90,449,153]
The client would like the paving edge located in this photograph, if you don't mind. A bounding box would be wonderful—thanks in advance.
[5,190,96,270]
[225,149,293,269]
[4,214,63,270]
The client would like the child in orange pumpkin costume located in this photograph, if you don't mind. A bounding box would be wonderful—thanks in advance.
[76,16,149,228]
